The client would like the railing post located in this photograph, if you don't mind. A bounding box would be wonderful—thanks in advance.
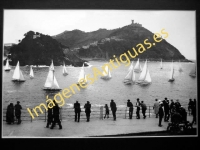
[45,109,46,122]
[31,109,32,122]
[125,107,127,119]
[100,106,103,120]
[149,106,150,118]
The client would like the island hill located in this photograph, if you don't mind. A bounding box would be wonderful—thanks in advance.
[53,20,190,62]
[4,31,88,67]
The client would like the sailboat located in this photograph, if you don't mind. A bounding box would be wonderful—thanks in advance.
[43,60,61,91]
[77,63,87,85]
[124,62,135,84]
[12,61,25,82]
[178,60,183,72]
[134,58,142,73]
[168,61,175,82]
[4,59,11,71]
[30,65,34,78]
[101,65,112,80]
[189,62,196,77]
[63,62,68,76]
[136,60,151,85]
[160,59,163,69]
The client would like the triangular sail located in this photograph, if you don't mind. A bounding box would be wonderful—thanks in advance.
[128,61,134,72]
[30,66,34,78]
[12,61,25,81]
[134,58,142,73]
[169,62,174,80]
[63,62,68,76]
[101,65,112,79]
[78,63,87,84]
[138,60,147,81]
[44,61,60,90]
[5,59,11,71]
[124,64,135,84]
[144,70,151,83]
[189,63,196,77]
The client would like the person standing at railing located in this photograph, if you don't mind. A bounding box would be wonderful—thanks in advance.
[169,99,175,114]
[158,101,164,127]
[15,101,22,124]
[74,101,81,122]
[84,101,91,122]
[127,99,133,119]
[163,98,170,122]
[110,99,117,121]
[153,99,159,118]
[191,99,196,125]
[140,101,147,119]
[46,102,53,128]
[50,100,62,129]
[6,103,15,124]
[104,104,109,119]
[135,98,141,119]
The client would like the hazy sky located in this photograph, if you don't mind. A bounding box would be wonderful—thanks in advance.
[3,10,196,60]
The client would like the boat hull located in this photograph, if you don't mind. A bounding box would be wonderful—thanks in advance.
[12,79,25,82]
[189,74,196,78]
[100,76,111,80]
[168,79,175,82]
[5,69,11,71]
[43,88,61,91]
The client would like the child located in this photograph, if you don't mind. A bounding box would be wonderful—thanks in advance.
[104,104,109,119]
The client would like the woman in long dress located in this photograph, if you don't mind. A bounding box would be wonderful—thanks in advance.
[6,103,15,124]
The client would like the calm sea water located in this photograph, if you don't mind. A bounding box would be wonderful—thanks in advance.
[2,61,197,109]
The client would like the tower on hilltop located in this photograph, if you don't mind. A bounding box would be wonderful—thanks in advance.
[131,20,134,24]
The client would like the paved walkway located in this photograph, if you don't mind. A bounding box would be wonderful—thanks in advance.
[3,115,196,138]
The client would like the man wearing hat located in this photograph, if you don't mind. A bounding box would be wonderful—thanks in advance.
[15,101,22,124]
[50,100,62,129]
[74,101,81,122]
[84,101,91,122]
[127,99,133,119]
[163,98,170,122]
[135,98,141,119]
[158,101,164,127]
[110,99,117,121]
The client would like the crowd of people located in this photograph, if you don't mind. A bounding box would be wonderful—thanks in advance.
[6,98,196,130]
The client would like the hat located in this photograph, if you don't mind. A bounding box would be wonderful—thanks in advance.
[165,98,167,100]
[127,99,130,101]
[17,101,20,103]
[137,98,139,100]
[111,99,114,101]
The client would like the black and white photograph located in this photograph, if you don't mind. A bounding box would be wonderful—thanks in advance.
[2,9,197,138]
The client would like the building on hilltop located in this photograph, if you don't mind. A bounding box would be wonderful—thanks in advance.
[131,20,142,27]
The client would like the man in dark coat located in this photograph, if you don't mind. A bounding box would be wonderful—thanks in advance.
[158,102,164,127]
[140,101,147,119]
[46,103,53,128]
[15,101,22,124]
[110,99,117,121]
[6,103,15,124]
[188,99,194,115]
[191,99,196,125]
[127,99,133,119]
[175,99,181,112]
[50,100,62,129]
[135,98,141,119]
[169,99,175,114]
[84,101,91,122]
[74,101,81,122]
[163,98,170,122]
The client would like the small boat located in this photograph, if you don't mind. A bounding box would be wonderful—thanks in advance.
[189,62,196,77]
[4,59,11,71]
[178,60,183,72]
[12,61,25,82]
[101,64,112,80]
[136,60,151,85]
[160,59,163,69]
[168,61,175,82]
[134,58,142,73]
[77,63,87,85]
[30,65,34,78]
[43,60,61,91]
[124,62,135,85]
[63,62,68,76]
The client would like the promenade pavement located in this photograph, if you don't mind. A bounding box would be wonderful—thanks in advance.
[3,115,196,138]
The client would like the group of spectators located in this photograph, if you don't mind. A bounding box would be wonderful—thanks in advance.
[6,101,22,124]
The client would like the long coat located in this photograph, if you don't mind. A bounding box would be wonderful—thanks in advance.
[153,102,159,114]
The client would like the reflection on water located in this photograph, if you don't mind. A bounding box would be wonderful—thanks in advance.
[2,61,197,109]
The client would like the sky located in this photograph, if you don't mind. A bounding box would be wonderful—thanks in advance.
[3,10,196,60]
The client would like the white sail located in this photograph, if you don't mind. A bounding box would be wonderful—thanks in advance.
[160,59,163,69]
[189,62,196,77]
[4,59,11,71]
[124,63,135,84]
[63,62,68,76]
[169,61,175,82]
[128,61,134,72]
[179,60,183,72]
[101,65,112,80]
[30,66,34,78]
[44,61,61,90]
[136,60,151,85]
[134,58,142,73]
[78,64,87,84]
[12,61,25,81]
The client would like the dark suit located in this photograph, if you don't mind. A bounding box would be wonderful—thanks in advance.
[127,101,133,119]
[158,106,164,126]
[46,107,53,128]
[84,103,91,122]
[15,104,22,124]
[110,101,117,120]
[74,102,81,122]
[136,101,140,119]
[50,104,62,129]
